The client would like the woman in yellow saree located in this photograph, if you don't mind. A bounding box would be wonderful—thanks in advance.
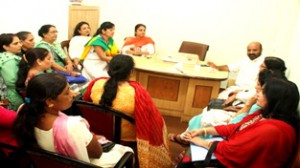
[80,22,118,81]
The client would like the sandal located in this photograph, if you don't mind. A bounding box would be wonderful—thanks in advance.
[168,133,189,147]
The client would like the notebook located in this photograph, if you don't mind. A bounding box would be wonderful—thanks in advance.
[190,137,223,161]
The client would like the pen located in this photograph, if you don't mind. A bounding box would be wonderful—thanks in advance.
[175,67,184,74]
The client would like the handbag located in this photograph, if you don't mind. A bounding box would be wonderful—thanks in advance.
[101,142,116,152]
[57,71,87,84]
[207,99,226,111]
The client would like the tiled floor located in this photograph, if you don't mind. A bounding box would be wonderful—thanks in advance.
[163,115,189,161]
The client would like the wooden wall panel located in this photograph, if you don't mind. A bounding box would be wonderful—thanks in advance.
[68,6,99,39]
[192,86,212,108]
[147,76,180,101]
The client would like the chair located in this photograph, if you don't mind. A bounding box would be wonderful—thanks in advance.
[0,142,134,168]
[0,142,30,168]
[61,39,84,72]
[72,100,135,144]
[61,40,70,54]
[26,148,101,168]
[179,41,209,61]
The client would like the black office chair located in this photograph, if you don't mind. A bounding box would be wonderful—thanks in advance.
[72,100,135,144]
[0,142,30,168]
[0,142,134,168]
[179,41,209,61]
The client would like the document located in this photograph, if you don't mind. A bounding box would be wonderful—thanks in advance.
[190,137,223,161]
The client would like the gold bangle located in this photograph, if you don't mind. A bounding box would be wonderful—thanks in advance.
[203,128,207,137]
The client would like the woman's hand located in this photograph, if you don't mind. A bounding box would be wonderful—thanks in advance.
[223,105,242,112]
[65,63,73,74]
[185,128,204,138]
[72,58,80,70]
[224,92,237,106]
[187,137,209,148]
[207,61,217,69]
[134,47,142,55]
[246,94,257,107]
[70,71,80,77]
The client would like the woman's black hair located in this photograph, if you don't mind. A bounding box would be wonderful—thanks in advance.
[16,31,31,41]
[38,24,55,38]
[261,78,300,130]
[0,33,16,52]
[264,56,287,73]
[134,24,146,36]
[258,69,287,87]
[93,22,114,37]
[100,55,134,106]
[17,48,49,88]
[73,21,90,37]
[13,73,68,148]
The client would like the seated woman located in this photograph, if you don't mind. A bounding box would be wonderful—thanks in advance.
[13,73,133,168]
[223,56,287,106]
[80,22,118,80]
[121,24,155,56]
[169,68,286,145]
[0,33,24,110]
[16,31,35,56]
[183,78,299,167]
[16,48,53,89]
[35,24,78,76]
[69,21,92,68]
[84,55,171,168]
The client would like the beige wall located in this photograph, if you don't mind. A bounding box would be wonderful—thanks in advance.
[0,0,69,43]
[83,0,299,64]
[1,0,298,64]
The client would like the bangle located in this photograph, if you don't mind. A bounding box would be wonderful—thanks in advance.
[203,128,207,137]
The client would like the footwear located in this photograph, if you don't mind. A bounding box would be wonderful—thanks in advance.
[168,133,189,147]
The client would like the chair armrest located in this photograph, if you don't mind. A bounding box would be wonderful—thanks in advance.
[113,151,134,168]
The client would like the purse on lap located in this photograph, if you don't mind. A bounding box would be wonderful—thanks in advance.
[207,99,226,111]
[57,71,87,84]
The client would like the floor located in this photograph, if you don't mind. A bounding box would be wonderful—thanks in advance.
[163,115,189,162]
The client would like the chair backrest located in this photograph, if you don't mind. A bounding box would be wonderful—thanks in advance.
[0,142,30,168]
[27,148,101,168]
[72,100,135,144]
[0,142,100,168]
[61,40,70,53]
[179,41,209,61]
[0,142,134,168]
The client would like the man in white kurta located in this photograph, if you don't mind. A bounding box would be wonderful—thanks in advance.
[207,41,264,100]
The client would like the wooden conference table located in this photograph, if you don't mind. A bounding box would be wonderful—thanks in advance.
[131,54,228,122]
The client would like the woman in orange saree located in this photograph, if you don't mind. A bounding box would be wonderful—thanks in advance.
[121,24,155,56]
[84,55,171,168]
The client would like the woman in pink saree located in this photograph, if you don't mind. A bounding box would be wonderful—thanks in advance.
[13,73,132,167]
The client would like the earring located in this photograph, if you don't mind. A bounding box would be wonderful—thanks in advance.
[48,104,54,108]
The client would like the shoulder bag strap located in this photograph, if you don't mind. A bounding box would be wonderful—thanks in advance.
[204,141,220,166]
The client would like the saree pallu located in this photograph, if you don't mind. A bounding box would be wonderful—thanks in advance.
[129,81,171,168]
[122,36,154,48]
[52,112,81,160]
[80,36,118,62]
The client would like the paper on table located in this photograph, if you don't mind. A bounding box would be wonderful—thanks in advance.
[190,137,223,161]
